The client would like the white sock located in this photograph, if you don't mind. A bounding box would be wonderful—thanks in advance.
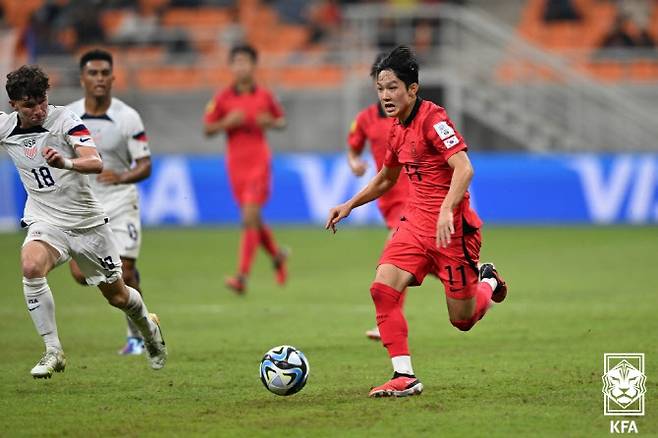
[122,286,155,342]
[391,355,414,376]
[482,278,498,293]
[126,315,143,340]
[23,277,62,352]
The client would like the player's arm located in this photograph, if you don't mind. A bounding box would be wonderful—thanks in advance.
[204,110,245,137]
[437,151,474,248]
[98,157,152,185]
[256,113,286,130]
[346,115,368,177]
[325,164,402,233]
[347,148,367,177]
[257,91,286,130]
[42,145,103,174]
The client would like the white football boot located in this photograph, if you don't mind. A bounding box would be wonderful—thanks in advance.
[144,313,167,370]
[31,349,66,379]
[365,327,381,341]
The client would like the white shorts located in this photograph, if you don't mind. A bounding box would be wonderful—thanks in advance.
[109,207,142,260]
[23,221,122,286]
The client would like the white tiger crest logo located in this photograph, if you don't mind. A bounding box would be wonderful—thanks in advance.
[602,353,646,416]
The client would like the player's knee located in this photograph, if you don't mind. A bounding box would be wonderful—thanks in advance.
[450,319,475,332]
[106,289,129,308]
[103,287,129,309]
[22,259,44,279]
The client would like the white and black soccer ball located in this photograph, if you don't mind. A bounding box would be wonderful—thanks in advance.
[259,345,309,396]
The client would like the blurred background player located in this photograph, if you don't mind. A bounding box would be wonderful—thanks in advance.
[67,49,153,356]
[204,44,288,294]
[327,46,507,398]
[0,65,166,378]
[346,53,410,342]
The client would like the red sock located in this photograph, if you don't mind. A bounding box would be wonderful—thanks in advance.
[451,283,493,331]
[370,282,408,357]
[238,228,260,275]
[259,225,279,257]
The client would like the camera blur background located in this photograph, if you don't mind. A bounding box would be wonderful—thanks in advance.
[1,0,658,228]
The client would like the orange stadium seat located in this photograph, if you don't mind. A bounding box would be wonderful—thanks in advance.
[515,0,658,81]
[161,7,231,27]
[1,0,44,28]
[100,9,129,38]
[135,66,205,91]
[278,65,343,89]
[628,60,658,81]
[584,61,625,81]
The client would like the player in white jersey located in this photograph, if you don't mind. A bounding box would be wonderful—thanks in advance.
[1,65,166,379]
[67,49,152,356]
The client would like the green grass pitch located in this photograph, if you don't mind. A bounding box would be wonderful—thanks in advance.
[0,226,656,437]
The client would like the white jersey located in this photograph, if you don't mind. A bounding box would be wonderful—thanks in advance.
[66,98,151,216]
[0,106,106,230]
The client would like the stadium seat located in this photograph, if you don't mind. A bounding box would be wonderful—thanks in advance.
[1,0,44,28]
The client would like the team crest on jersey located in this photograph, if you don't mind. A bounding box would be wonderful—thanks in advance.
[433,121,455,140]
[22,138,38,159]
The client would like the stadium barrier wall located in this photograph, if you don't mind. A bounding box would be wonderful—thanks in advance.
[1,153,657,229]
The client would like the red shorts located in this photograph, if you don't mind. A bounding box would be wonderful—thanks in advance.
[379,199,406,230]
[227,166,271,206]
[378,207,482,300]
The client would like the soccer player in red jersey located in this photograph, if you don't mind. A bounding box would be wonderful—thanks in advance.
[204,45,288,294]
[347,54,410,341]
[327,46,508,398]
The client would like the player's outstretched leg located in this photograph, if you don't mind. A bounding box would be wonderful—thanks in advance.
[98,281,167,370]
[368,273,423,398]
[118,259,145,355]
[448,264,508,332]
[22,241,66,379]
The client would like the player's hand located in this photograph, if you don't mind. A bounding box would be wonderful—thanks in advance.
[348,157,368,177]
[223,110,245,129]
[437,208,455,248]
[325,203,352,234]
[256,112,274,128]
[97,170,121,185]
[42,147,66,168]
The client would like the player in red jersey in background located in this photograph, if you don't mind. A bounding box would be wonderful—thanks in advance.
[204,45,288,294]
[327,46,508,398]
[346,54,410,341]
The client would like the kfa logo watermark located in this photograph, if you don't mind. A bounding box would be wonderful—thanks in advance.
[602,353,646,434]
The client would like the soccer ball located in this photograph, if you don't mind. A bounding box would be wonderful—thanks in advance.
[259,345,309,396]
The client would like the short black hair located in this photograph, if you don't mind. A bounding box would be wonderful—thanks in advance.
[79,48,113,71]
[5,65,50,101]
[229,44,258,63]
[369,52,388,79]
[374,45,419,88]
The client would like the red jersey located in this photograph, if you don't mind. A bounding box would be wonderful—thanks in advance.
[204,85,284,173]
[384,97,478,238]
[348,103,409,224]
